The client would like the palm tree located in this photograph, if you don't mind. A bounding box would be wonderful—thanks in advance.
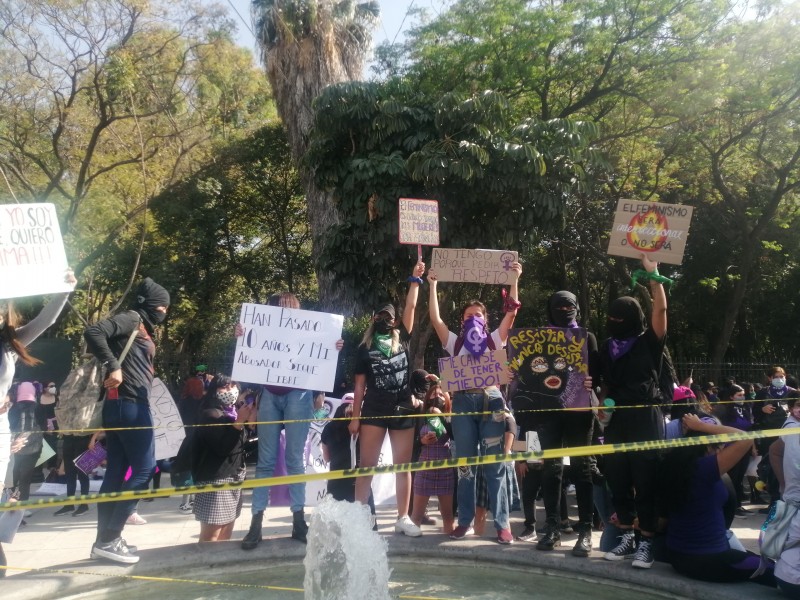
[252,0,379,312]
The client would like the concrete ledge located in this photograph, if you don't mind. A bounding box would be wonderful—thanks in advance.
[2,532,785,599]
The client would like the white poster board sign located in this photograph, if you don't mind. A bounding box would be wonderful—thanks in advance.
[398,198,440,246]
[0,203,72,299]
[233,304,344,393]
[149,378,185,461]
[431,248,519,284]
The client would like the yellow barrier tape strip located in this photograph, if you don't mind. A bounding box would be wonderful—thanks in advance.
[22,396,790,436]
[2,426,797,512]
[0,564,459,599]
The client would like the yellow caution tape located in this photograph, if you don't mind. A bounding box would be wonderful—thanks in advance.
[2,426,797,512]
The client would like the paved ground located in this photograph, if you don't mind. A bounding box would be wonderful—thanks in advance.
[2,478,783,599]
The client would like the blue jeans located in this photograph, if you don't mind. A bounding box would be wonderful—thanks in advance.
[451,389,509,530]
[98,398,156,540]
[251,388,313,514]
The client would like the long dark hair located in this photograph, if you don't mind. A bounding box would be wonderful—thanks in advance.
[1,301,41,366]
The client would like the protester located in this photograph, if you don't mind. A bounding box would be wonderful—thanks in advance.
[599,255,666,569]
[770,396,800,598]
[350,259,425,537]
[192,375,256,542]
[9,382,45,502]
[428,261,521,544]
[239,292,343,550]
[662,414,776,587]
[84,277,170,564]
[410,382,454,534]
[0,272,75,577]
[512,291,599,556]
[716,384,756,516]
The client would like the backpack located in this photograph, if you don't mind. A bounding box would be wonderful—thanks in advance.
[54,315,140,434]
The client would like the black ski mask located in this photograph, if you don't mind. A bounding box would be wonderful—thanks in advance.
[606,296,646,339]
[132,277,170,334]
[547,291,579,328]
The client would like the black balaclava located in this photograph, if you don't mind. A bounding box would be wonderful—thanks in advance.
[547,291,579,328]
[606,296,646,339]
[132,277,170,334]
[410,369,430,401]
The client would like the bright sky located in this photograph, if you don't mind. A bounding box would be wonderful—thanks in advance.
[222,0,449,64]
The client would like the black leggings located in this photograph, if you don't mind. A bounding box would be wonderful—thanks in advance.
[62,435,91,497]
[603,405,663,533]
[12,453,39,501]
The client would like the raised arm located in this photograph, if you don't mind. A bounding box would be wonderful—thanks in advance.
[403,260,425,334]
[682,414,751,475]
[497,262,522,343]
[427,270,449,347]
[642,255,666,340]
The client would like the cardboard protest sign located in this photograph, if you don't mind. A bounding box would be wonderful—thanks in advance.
[398,198,440,246]
[431,248,518,284]
[438,348,509,394]
[233,304,344,392]
[149,378,185,461]
[507,327,590,409]
[607,199,694,265]
[0,203,72,299]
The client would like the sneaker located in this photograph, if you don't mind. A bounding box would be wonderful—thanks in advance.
[394,516,422,537]
[72,504,89,516]
[559,518,577,534]
[54,505,75,516]
[516,526,537,542]
[178,502,193,514]
[734,507,752,518]
[496,528,513,545]
[126,513,147,525]
[536,526,561,551]
[632,538,654,569]
[91,538,139,564]
[449,525,474,540]
[604,530,637,561]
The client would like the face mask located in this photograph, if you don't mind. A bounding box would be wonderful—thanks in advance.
[431,396,445,411]
[374,318,393,334]
[461,315,488,357]
[746,392,756,400]
[46,387,56,394]
[772,377,786,389]
[216,387,239,407]
[150,310,167,325]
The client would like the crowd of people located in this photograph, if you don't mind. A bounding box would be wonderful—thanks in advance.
[1,261,799,600]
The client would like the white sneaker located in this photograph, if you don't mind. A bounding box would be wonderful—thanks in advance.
[394,516,422,537]
[126,512,147,525]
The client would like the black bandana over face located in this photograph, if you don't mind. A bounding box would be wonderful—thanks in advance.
[132,277,170,333]
[606,296,646,339]
[547,291,579,328]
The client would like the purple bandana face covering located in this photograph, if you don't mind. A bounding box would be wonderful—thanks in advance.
[461,315,488,357]
[608,336,638,361]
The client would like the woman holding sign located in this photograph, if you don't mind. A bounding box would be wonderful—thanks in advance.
[599,255,667,569]
[428,261,522,544]
[0,271,76,577]
[349,260,425,537]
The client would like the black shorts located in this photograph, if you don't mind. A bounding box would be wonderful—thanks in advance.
[360,392,416,430]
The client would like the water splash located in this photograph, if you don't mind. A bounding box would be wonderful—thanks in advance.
[303,496,391,600]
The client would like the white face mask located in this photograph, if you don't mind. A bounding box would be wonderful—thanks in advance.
[46,387,57,394]
[772,377,786,389]
[215,387,239,407]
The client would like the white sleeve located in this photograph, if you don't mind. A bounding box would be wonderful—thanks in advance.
[443,331,458,356]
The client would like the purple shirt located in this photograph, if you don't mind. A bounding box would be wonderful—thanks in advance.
[666,454,729,555]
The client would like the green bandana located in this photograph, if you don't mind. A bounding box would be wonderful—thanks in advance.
[373,333,393,358]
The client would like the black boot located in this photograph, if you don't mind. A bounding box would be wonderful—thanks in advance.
[572,524,593,557]
[291,510,309,544]
[241,512,263,550]
[536,524,561,551]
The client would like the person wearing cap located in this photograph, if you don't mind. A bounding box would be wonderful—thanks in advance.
[427,259,522,544]
[84,277,170,565]
[349,260,425,537]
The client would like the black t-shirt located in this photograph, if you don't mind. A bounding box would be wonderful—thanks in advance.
[354,325,411,398]
[321,419,356,471]
[191,407,246,482]
[599,328,665,406]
